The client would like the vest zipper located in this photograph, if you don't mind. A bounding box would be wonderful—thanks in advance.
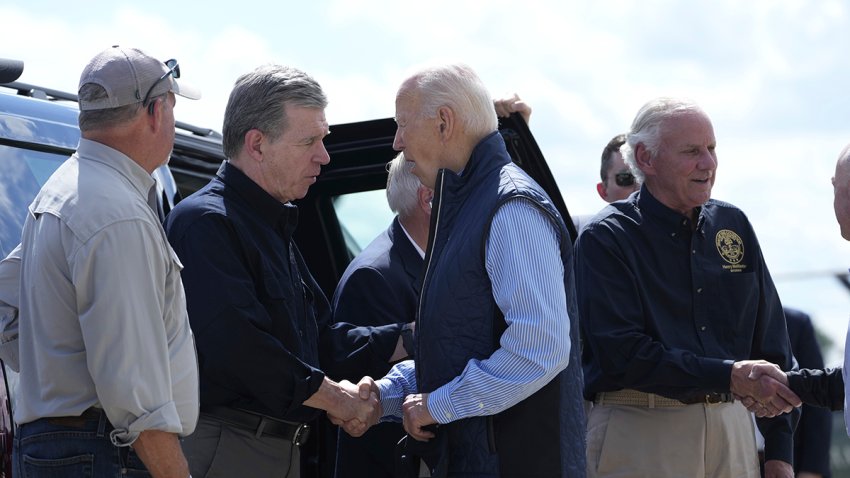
[415,169,445,387]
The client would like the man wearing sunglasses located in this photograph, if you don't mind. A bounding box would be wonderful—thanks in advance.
[576,97,799,478]
[596,134,639,203]
[2,46,201,477]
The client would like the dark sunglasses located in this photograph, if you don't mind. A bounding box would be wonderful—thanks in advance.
[614,172,635,187]
[142,59,179,107]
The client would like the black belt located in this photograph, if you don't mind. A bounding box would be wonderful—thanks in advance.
[200,406,310,446]
[45,407,106,428]
[678,392,735,404]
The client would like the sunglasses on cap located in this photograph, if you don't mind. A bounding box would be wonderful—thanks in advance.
[614,172,635,187]
[142,59,179,108]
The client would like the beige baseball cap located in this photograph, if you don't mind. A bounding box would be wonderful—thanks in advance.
[78,45,200,111]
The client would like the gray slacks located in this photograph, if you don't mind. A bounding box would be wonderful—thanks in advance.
[182,414,300,478]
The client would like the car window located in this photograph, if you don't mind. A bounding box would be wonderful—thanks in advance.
[0,145,67,257]
[332,189,395,255]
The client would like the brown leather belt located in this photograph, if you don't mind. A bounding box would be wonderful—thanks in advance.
[594,389,734,408]
[201,406,310,446]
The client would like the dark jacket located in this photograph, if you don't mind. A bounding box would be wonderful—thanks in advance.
[787,367,844,412]
[416,131,586,477]
[164,161,400,422]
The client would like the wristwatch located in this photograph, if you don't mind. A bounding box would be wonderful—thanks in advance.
[400,322,415,358]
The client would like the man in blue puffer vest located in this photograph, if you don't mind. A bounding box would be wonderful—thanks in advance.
[348,64,586,477]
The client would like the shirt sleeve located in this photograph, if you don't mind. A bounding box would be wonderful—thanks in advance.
[70,217,184,445]
[749,244,799,464]
[376,359,418,421]
[322,265,404,381]
[0,244,21,372]
[426,199,571,424]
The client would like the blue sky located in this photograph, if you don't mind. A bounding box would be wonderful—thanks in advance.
[4,0,850,362]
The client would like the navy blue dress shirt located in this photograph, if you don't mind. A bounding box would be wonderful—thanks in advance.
[576,185,797,463]
[165,161,399,423]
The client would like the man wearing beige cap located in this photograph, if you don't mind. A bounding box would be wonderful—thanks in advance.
[4,46,200,477]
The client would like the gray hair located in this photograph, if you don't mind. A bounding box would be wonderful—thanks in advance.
[222,64,327,159]
[386,152,421,217]
[407,64,497,138]
[78,83,143,132]
[621,97,704,182]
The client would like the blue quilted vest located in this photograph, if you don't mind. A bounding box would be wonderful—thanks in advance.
[416,131,586,477]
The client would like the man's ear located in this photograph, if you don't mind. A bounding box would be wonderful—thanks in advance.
[596,182,608,201]
[635,143,653,176]
[437,106,454,142]
[243,129,265,163]
[418,186,434,214]
[145,98,161,131]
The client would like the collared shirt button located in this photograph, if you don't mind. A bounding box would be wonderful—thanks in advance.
[692,249,696,254]
[445,412,453,420]
[671,232,677,237]
[696,287,702,293]
[700,326,706,331]
[478,402,484,409]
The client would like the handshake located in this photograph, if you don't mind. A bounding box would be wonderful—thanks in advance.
[326,377,438,442]
[326,377,383,437]
[729,360,802,418]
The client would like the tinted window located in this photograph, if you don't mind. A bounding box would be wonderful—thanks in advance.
[332,189,394,255]
[0,145,66,257]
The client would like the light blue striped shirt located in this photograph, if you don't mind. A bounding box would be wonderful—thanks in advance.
[376,198,571,424]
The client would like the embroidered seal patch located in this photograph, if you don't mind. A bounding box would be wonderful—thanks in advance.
[715,229,744,265]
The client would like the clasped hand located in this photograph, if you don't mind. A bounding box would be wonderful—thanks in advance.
[327,377,438,442]
[327,377,382,437]
[729,360,801,418]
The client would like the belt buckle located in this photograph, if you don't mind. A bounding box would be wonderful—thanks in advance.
[293,423,310,446]
[704,393,731,404]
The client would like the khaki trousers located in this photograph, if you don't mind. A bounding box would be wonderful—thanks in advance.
[586,400,759,478]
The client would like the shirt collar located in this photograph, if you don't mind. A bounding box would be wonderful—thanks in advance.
[76,138,155,201]
[636,184,704,233]
[398,220,425,259]
[216,161,299,233]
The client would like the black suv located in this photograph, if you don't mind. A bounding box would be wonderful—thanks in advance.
[0,59,573,478]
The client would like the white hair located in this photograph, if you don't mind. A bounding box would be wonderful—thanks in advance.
[621,97,704,182]
[386,152,421,217]
[406,64,497,138]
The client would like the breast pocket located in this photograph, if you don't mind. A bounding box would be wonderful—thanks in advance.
[712,268,759,336]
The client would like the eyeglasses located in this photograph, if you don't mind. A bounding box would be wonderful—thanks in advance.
[142,59,179,107]
[614,172,635,187]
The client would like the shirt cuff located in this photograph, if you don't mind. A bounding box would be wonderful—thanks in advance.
[376,377,404,420]
[108,401,183,447]
[426,386,458,424]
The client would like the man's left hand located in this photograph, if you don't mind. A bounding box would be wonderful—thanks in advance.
[763,459,793,478]
[402,393,436,441]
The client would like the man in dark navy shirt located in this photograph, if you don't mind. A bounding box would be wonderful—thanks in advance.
[576,97,800,478]
[165,65,400,477]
